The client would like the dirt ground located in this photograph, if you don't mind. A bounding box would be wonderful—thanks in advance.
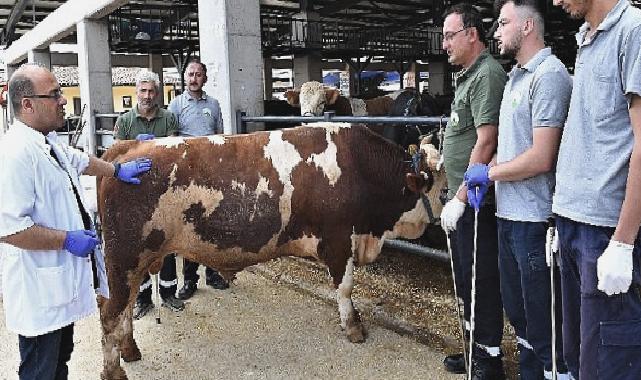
[259,248,519,378]
[0,247,518,379]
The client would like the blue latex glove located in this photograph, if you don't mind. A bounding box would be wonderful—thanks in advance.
[64,230,99,258]
[464,164,490,188]
[135,133,155,141]
[467,184,488,211]
[114,158,152,185]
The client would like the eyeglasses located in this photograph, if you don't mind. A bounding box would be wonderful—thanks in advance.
[497,19,511,29]
[24,89,63,100]
[443,27,469,42]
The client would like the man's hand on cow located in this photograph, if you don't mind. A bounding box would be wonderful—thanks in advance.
[114,158,153,185]
[597,239,634,296]
[440,197,466,232]
[64,230,100,258]
[135,133,155,141]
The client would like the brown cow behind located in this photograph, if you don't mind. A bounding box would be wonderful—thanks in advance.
[97,123,433,379]
[286,81,395,118]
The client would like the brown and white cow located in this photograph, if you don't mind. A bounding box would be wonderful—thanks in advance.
[97,123,432,379]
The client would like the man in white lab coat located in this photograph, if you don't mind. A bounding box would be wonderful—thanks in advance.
[0,64,152,380]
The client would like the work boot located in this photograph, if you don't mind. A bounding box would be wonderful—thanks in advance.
[133,301,154,320]
[177,280,197,300]
[206,273,229,290]
[443,353,466,374]
[161,295,185,312]
[472,357,505,380]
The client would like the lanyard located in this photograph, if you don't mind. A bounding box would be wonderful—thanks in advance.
[48,145,99,288]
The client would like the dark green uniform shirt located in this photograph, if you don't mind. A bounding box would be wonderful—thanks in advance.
[115,105,178,139]
[443,50,507,198]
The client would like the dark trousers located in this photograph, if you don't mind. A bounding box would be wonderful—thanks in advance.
[183,259,220,283]
[498,219,567,379]
[138,254,177,303]
[451,203,504,357]
[19,324,74,380]
[556,216,641,380]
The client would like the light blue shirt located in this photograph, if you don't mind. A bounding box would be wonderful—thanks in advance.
[553,0,641,227]
[168,91,223,136]
[496,48,572,222]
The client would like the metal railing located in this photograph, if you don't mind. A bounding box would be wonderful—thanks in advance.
[108,2,199,54]
[236,110,448,134]
[91,113,119,156]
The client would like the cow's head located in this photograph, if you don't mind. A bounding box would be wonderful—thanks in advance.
[285,90,300,108]
[419,135,441,172]
[295,81,340,116]
[404,144,435,196]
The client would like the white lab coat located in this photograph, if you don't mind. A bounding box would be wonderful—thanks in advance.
[0,121,99,336]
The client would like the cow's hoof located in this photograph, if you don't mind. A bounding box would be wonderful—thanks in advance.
[346,323,366,343]
[121,345,142,362]
[101,367,128,380]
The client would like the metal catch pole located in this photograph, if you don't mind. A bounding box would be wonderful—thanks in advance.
[154,273,161,324]
[446,231,468,374]
[468,189,480,380]
[548,226,558,380]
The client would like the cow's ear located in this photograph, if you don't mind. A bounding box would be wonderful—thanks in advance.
[326,89,340,105]
[405,172,433,194]
[286,90,300,106]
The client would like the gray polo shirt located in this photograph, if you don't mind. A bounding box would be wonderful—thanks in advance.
[496,48,572,222]
[553,0,641,227]
[168,91,223,136]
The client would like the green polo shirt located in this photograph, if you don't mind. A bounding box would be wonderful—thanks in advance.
[443,50,506,198]
[115,105,178,139]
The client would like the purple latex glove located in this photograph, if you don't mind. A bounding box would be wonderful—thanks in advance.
[467,184,488,211]
[465,164,491,211]
[135,133,155,141]
[64,230,99,258]
[114,158,152,185]
[464,164,490,188]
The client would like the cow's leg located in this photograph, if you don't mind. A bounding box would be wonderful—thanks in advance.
[119,303,141,362]
[99,277,139,379]
[100,299,128,380]
[336,256,366,343]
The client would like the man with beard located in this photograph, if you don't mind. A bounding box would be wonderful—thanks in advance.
[115,70,185,319]
[0,64,151,379]
[439,3,507,378]
[168,60,229,300]
[550,0,641,378]
[465,1,572,378]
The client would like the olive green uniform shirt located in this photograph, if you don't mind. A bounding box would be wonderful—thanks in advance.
[115,105,178,139]
[443,50,507,199]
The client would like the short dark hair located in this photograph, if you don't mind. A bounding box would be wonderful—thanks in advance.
[494,0,543,16]
[8,73,35,116]
[186,59,207,76]
[494,0,545,37]
[444,3,487,44]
